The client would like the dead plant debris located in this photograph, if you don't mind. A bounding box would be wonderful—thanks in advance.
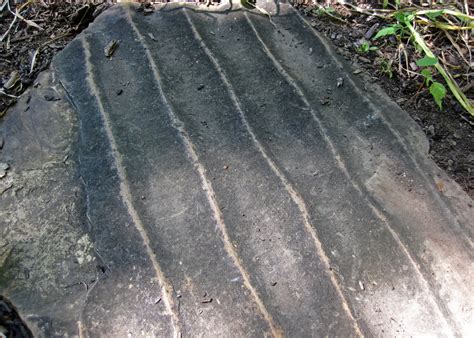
[0,0,110,114]
[104,39,119,57]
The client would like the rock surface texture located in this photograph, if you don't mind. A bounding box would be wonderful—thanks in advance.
[0,3,472,337]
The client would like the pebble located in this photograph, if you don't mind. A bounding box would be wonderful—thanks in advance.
[358,56,371,63]
[365,23,379,39]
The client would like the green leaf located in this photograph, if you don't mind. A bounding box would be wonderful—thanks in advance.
[425,10,444,20]
[420,69,432,85]
[406,14,415,22]
[394,12,407,22]
[358,41,379,54]
[416,56,438,67]
[420,68,432,78]
[394,11,415,23]
[429,82,446,109]
[358,42,369,53]
[373,26,399,40]
[313,6,335,16]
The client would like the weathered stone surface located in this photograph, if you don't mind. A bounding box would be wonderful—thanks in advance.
[1,3,472,336]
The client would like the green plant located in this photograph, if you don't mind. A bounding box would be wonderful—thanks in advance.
[310,5,346,23]
[372,11,473,115]
[379,58,393,79]
[416,56,446,109]
[357,41,378,54]
[313,6,336,17]
[382,0,401,10]
[372,12,413,41]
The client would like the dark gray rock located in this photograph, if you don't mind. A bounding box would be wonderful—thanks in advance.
[1,2,472,337]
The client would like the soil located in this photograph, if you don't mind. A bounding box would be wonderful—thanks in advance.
[0,2,110,115]
[0,1,472,198]
[297,3,473,198]
[0,296,32,337]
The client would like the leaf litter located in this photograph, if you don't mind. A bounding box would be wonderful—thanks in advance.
[0,0,111,115]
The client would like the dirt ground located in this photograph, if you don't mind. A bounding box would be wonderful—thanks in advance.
[0,2,110,114]
[1,1,472,198]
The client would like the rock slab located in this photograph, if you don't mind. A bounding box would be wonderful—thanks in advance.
[0,3,473,336]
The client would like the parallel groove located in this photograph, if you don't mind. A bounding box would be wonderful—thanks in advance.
[290,6,473,249]
[81,36,180,338]
[124,7,281,337]
[77,320,86,338]
[244,11,455,335]
[184,8,363,336]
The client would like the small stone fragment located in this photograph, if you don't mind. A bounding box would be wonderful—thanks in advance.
[365,23,379,39]
[116,89,123,96]
[336,77,344,87]
[353,69,363,75]
[197,84,205,91]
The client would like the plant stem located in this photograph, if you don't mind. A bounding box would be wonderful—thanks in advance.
[405,20,473,115]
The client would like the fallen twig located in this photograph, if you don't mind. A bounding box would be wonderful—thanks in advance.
[9,4,44,31]
[0,2,17,42]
